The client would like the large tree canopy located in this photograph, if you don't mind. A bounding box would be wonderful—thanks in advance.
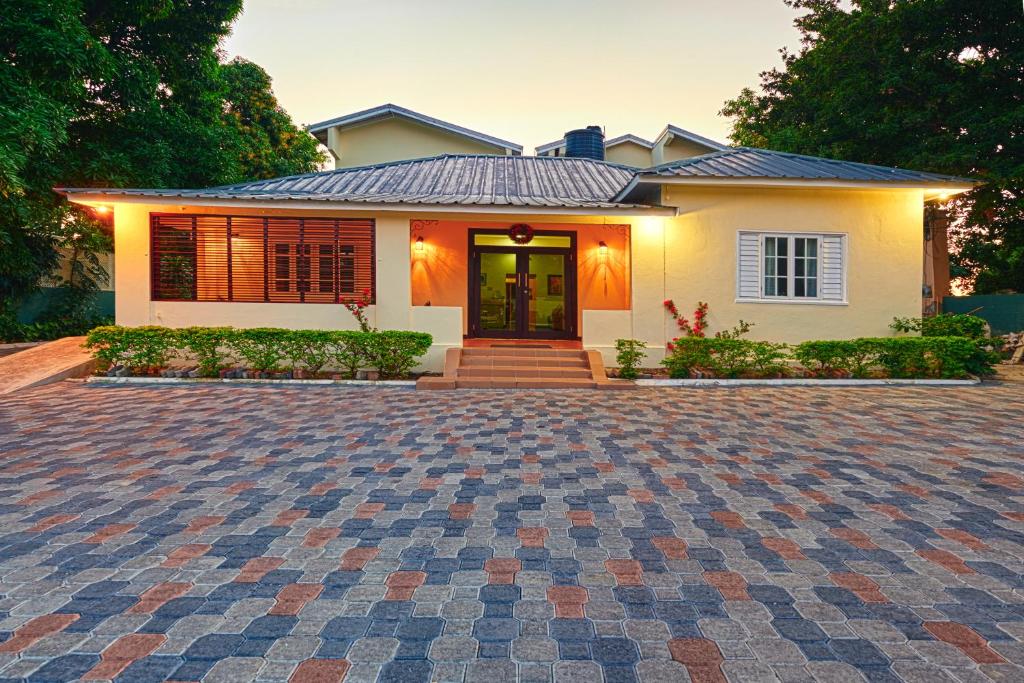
[0,0,325,316]
[721,0,1023,293]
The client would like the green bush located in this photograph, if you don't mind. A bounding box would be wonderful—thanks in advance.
[282,330,337,374]
[84,325,177,371]
[227,328,289,371]
[83,326,434,379]
[667,336,996,380]
[179,327,232,377]
[362,330,433,379]
[791,340,875,378]
[614,339,647,380]
[662,337,788,379]
[330,331,368,379]
[891,313,987,339]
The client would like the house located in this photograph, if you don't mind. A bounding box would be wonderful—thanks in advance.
[536,124,728,167]
[58,107,975,372]
[308,103,523,168]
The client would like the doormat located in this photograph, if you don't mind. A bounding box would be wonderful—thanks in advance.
[491,344,552,348]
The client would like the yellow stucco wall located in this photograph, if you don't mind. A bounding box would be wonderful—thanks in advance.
[652,138,718,166]
[326,118,506,168]
[604,142,653,168]
[618,186,923,364]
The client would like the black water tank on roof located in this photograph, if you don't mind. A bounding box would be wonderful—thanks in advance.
[564,126,605,161]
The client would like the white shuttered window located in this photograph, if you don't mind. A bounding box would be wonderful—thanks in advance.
[736,231,846,304]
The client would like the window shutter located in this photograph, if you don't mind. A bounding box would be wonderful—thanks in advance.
[820,234,845,301]
[737,232,760,299]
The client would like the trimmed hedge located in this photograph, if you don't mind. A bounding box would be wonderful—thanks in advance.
[84,326,433,379]
[663,336,997,379]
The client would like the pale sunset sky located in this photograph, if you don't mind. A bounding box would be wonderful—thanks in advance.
[223,0,805,152]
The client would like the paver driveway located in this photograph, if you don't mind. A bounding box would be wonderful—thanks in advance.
[1,382,1024,683]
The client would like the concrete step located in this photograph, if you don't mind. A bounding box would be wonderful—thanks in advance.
[454,378,599,389]
[461,348,586,359]
[460,356,589,369]
[457,366,593,378]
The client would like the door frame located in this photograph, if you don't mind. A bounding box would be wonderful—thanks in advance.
[467,228,577,339]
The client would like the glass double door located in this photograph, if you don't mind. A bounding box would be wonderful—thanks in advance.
[473,249,573,339]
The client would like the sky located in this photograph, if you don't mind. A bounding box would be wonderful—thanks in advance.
[222,0,805,153]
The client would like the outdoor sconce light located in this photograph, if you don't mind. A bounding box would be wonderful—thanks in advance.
[415,236,425,253]
[598,240,608,258]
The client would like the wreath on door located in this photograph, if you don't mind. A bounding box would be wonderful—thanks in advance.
[508,223,534,245]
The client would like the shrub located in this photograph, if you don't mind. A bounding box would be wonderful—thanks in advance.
[891,313,987,339]
[662,337,787,379]
[667,336,995,380]
[330,331,368,379]
[614,339,647,380]
[282,330,337,374]
[179,327,232,377]
[83,326,435,379]
[362,330,433,379]
[84,325,177,371]
[226,328,290,371]
[791,340,875,378]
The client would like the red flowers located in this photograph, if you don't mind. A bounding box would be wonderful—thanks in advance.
[664,300,708,349]
[343,289,374,332]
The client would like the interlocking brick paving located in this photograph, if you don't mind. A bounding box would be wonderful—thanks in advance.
[1,381,1023,682]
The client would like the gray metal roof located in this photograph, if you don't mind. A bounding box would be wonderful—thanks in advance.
[62,154,641,208]
[642,147,976,184]
[307,104,523,153]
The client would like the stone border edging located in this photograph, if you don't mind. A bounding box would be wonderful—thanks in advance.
[634,377,980,386]
[86,377,416,387]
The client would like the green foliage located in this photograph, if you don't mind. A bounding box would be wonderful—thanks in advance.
[362,331,433,379]
[227,328,289,372]
[791,340,874,378]
[0,306,111,343]
[666,336,997,380]
[715,320,754,340]
[84,325,176,371]
[331,332,368,380]
[614,339,648,380]
[891,313,988,339]
[663,338,789,379]
[82,326,434,379]
[282,330,336,374]
[178,327,232,377]
[0,1,325,315]
[721,1,1023,293]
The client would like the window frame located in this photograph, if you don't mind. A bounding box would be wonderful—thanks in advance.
[735,230,848,306]
[150,214,375,304]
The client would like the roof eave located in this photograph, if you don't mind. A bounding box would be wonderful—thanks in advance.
[59,190,677,217]
[630,175,981,192]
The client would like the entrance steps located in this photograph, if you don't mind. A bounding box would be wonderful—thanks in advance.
[417,347,634,390]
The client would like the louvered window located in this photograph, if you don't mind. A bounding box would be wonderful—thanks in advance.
[150,215,375,303]
[737,231,845,303]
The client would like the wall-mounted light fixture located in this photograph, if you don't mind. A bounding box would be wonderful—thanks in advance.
[598,240,608,258]
[415,236,425,253]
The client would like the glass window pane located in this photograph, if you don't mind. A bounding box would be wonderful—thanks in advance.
[777,278,788,296]
[777,238,788,257]
[765,238,776,257]
[479,252,518,332]
[795,279,805,297]
[474,233,571,248]
[795,239,805,257]
[764,277,775,296]
[807,279,817,297]
[806,239,818,257]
